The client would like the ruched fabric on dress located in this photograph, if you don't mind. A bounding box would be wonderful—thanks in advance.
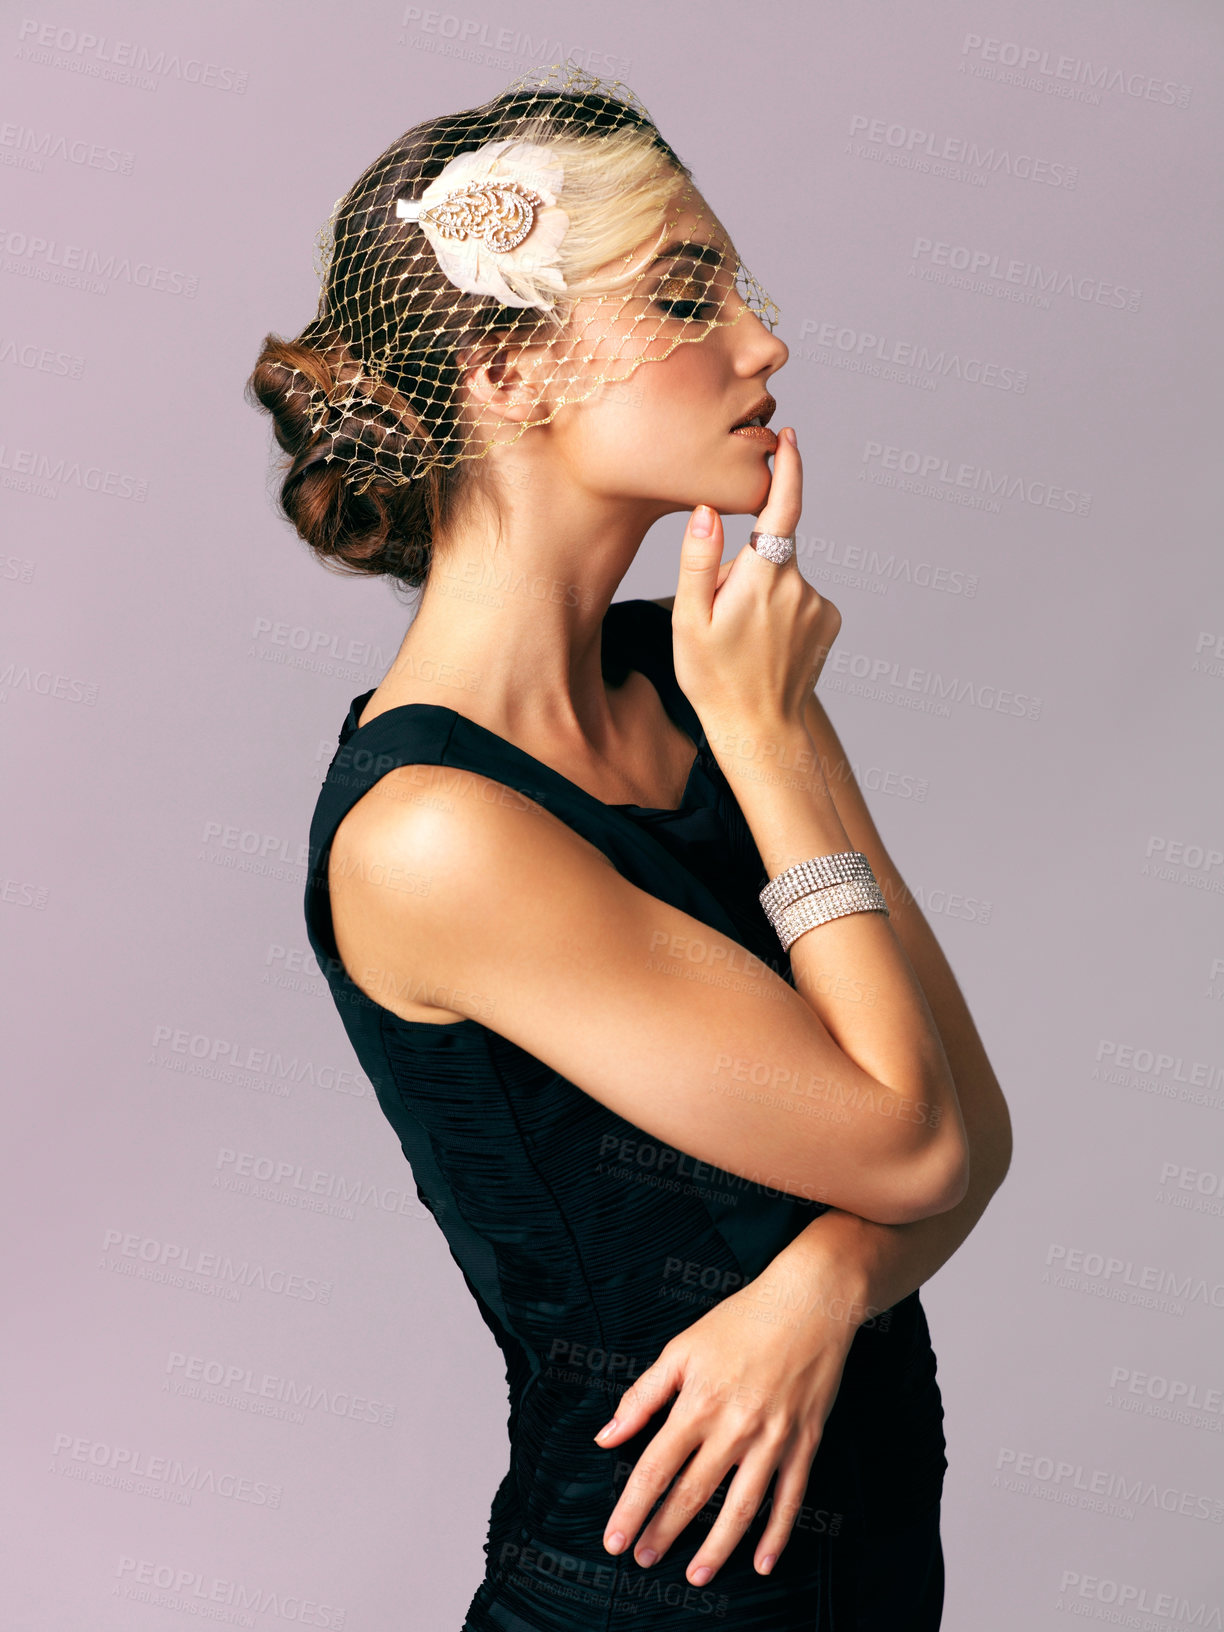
[303,598,947,1629]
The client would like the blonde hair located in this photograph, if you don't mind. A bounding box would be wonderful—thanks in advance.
[503,120,703,321]
[243,68,775,592]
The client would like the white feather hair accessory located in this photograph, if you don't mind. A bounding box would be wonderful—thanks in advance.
[394,136,569,311]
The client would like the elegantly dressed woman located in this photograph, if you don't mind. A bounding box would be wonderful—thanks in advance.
[248,61,1011,1631]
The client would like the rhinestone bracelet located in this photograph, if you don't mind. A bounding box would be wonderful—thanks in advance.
[759,850,874,927]
[776,877,890,953]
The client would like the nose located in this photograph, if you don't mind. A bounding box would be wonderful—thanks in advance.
[727,286,789,377]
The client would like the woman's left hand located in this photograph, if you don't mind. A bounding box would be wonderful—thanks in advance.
[593,1253,879,1584]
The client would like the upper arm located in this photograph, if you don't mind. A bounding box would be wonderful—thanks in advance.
[328,761,960,1225]
[801,687,1012,1175]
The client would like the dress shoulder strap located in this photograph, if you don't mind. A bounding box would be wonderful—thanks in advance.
[606,598,701,744]
[303,609,743,980]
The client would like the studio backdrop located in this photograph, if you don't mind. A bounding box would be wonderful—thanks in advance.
[4,1,1221,1628]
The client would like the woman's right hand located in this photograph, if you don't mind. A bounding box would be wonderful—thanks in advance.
[670,427,842,737]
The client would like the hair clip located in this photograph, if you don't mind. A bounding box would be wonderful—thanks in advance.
[394,137,569,310]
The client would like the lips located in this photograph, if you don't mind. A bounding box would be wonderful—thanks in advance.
[729,393,778,447]
[729,392,777,432]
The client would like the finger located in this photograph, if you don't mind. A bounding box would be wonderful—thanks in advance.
[593,1351,683,1447]
[682,1444,781,1584]
[601,1421,702,1558]
[631,1441,736,1568]
[673,504,725,623]
[752,1438,820,1575]
[750,427,802,571]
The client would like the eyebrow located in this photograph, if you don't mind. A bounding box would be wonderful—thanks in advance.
[650,240,728,269]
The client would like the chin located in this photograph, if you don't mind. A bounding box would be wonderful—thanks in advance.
[713,463,775,516]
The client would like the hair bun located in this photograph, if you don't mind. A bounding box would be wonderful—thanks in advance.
[246,333,438,589]
[246,68,707,592]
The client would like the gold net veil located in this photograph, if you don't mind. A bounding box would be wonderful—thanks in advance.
[281,60,780,496]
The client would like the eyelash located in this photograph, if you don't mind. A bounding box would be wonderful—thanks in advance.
[653,273,718,322]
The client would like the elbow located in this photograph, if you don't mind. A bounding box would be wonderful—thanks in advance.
[865,1080,1012,1226]
[873,1133,972,1226]
[989,1102,1014,1190]
[959,1084,1014,1204]
[915,1142,972,1220]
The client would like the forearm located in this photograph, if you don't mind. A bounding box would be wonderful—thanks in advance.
[749,684,1014,1315]
[709,718,966,1165]
[748,919,1014,1319]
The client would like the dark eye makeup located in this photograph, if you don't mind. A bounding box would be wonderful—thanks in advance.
[652,264,721,322]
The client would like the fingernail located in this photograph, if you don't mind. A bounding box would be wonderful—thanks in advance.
[690,1565,712,1586]
[690,505,714,537]
[605,1530,626,1554]
[782,426,797,446]
[595,1418,619,1440]
[759,1553,776,1574]
[636,1548,657,1568]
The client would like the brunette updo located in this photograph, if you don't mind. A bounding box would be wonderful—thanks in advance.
[246,82,688,592]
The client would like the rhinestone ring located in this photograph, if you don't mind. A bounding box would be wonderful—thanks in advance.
[749,530,795,565]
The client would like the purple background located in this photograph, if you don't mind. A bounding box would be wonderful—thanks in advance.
[4,1,1222,1626]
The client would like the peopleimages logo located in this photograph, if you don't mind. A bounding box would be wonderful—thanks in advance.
[823,646,1042,722]
[1044,1243,1224,1315]
[910,235,1141,312]
[0,440,148,500]
[113,1556,346,1628]
[848,113,1078,188]
[0,121,135,174]
[0,225,198,297]
[1056,1571,1220,1625]
[15,18,248,94]
[0,659,98,705]
[150,1023,369,1098]
[396,6,631,78]
[959,34,1192,108]
[1109,1366,1223,1418]
[213,1147,421,1219]
[99,1226,333,1304]
[993,1447,1224,1524]
[165,1350,397,1429]
[0,337,85,377]
[860,439,1091,515]
[1097,1040,1224,1085]
[798,317,1028,395]
[51,1432,282,1507]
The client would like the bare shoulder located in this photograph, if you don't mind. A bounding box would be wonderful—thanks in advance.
[328,764,614,1023]
[331,763,614,887]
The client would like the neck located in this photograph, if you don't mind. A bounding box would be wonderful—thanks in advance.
[382,466,676,754]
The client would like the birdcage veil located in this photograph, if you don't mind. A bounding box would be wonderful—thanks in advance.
[278,59,780,498]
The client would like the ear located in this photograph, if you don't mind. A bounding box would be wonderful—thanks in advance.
[459,339,546,425]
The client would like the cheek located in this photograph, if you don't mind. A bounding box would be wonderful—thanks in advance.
[558,349,728,491]
[581,408,674,489]
[631,344,725,440]
[655,338,720,400]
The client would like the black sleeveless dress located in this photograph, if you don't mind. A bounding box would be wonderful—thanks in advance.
[303,597,947,1630]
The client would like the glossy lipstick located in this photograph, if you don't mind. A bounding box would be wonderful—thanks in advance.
[728,391,778,448]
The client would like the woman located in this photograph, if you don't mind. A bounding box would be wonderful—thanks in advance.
[248,62,1011,1631]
